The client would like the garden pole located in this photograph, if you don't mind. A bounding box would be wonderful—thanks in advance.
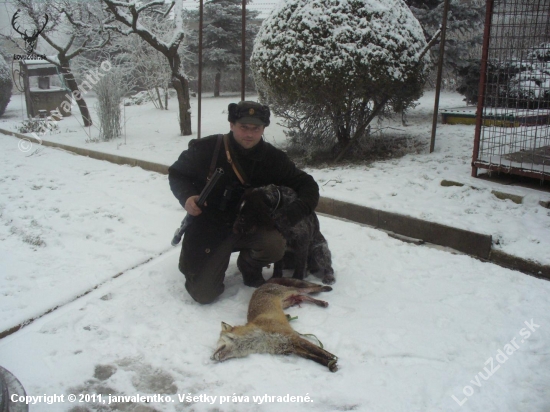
[198,0,204,139]
[241,0,246,101]
[429,0,451,153]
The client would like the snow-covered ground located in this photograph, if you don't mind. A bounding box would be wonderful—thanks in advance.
[1,91,550,411]
[0,138,181,332]
[2,91,550,265]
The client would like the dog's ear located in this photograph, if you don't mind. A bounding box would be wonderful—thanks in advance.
[256,202,275,228]
[252,188,274,209]
[246,190,276,228]
[259,190,274,208]
[259,185,284,209]
[243,189,270,209]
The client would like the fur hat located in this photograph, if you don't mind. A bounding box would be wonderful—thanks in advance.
[228,101,270,126]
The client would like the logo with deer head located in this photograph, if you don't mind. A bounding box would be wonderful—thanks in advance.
[11,9,49,55]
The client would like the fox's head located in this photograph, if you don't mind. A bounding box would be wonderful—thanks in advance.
[211,322,247,362]
[212,322,278,362]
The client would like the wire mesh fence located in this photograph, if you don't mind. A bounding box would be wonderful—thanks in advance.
[472,0,550,180]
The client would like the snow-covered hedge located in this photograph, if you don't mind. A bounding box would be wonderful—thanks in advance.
[251,0,430,154]
[457,43,550,108]
[527,42,550,63]
[508,64,550,104]
[508,44,550,107]
[0,54,12,117]
[251,0,429,106]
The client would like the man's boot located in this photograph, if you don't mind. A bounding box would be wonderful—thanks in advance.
[237,252,266,288]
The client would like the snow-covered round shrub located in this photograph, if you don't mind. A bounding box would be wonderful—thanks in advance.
[251,0,430,157]
[0,54,13,117]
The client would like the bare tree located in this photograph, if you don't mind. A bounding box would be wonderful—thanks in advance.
[127,19,173,110]
[101,0,192,135]
[14,0,110,127]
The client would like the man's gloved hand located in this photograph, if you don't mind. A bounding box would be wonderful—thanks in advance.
[274,200,307,227]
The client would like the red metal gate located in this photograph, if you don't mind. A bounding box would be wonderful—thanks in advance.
[472,0,550,180]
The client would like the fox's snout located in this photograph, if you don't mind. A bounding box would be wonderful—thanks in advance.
[211,344,226,361]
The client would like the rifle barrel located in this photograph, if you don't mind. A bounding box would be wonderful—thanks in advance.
[197,168,224,206]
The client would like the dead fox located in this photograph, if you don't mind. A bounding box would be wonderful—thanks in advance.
[211,278,338,372]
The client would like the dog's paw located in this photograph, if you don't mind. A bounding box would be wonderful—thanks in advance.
[322,274,336,285]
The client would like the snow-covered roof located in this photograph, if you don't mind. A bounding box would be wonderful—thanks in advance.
[21,60,51,66]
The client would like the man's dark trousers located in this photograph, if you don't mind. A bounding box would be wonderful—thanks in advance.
[179,229,285,304]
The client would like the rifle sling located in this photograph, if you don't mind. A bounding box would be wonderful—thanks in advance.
[223,134,249,185]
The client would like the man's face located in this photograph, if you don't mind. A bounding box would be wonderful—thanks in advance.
[230,122,265,149]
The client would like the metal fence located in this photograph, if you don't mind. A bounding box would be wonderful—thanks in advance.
[472,0,550,180]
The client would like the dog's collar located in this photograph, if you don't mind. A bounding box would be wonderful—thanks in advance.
[274,187,282,210]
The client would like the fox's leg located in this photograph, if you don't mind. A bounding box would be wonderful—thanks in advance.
[282,293,328,308]
[293,337,338,372]
[267,277,332,293]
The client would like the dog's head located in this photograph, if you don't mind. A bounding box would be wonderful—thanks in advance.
[233,188,277,234]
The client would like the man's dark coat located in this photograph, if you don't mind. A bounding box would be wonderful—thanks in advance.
[168,132,319,275]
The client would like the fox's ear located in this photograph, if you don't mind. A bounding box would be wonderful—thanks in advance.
[221,322,233,331]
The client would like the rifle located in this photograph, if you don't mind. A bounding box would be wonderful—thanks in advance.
[171,168,224,246]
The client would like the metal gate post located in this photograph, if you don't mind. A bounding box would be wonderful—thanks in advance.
[472,0,495,177]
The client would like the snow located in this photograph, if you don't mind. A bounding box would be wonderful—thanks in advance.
[2,91,550,265]
[1,91,550,411]
[0,140,181,332]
